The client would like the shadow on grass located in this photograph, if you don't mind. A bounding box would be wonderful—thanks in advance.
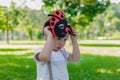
[68,54,120,80]
[0,53,120,80]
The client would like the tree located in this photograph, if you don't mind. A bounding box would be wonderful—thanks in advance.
[0,6,11,43]
[0,6,4,30]
[16,6,47,40]
[81,3,120,40]
[0,6,5,40]
[9,1,20,40]
[85,13,105,39]
[42,0,110,27]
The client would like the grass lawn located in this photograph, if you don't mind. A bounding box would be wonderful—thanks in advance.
[68,54,120,80]
[0,48,29,52]
[0,52,120,80]
[79,43,120,47]
[0,53,36,80]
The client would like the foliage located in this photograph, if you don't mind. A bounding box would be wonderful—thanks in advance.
[80,3,120,39]
[0,6,6,30]
[1,1,120,40]
[0,3,47,40]
[0,7,4,29]
[42,0,110,27]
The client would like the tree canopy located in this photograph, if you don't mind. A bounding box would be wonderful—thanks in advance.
[42,0,110,27]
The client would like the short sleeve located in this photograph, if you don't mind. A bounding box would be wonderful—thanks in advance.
[34,48,42,62]
[61,48,69,61]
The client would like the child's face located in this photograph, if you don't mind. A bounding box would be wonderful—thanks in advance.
[52,34,68,51]
[44,27,68,51]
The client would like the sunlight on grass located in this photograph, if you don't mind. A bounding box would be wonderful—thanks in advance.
[79,43,120,47]
[116,69,120,72]
[68,54,120,80]
[97,68,113,74]
[25,55,34,58]
[0,63,21,67]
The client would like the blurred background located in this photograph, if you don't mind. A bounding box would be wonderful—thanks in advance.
[0,0,120,80]
[0,0,120,41]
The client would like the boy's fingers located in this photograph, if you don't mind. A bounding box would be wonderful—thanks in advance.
[71,29,77,36]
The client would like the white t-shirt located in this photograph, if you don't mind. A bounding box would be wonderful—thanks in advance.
[34,48,69,80]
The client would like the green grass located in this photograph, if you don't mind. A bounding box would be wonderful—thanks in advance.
[0,48,29,52]
[0,53,36,80]
[68,54,120,80]
[79,43,120,47]
[0,53,120,80]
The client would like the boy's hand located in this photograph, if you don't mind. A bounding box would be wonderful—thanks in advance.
[70,28,78,42]
[44,26,52,38]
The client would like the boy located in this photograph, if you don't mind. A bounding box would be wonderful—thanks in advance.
[34,10,80,80]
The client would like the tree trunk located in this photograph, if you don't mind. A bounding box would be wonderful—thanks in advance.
[6,28,9,44]
[6,11,9,44]
[11,29,14,40]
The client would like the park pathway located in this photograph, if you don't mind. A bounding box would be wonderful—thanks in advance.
[0,40,120,56]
